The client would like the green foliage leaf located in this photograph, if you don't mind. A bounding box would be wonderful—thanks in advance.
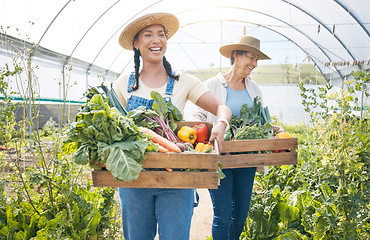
[278,202,300,228]
[151,91,168,120]
[103,141,147,182]
[73,144,90,165]
[245,70,370,239]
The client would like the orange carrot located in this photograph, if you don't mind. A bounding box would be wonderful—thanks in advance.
[139,127,181,153]
[157,144,169,153]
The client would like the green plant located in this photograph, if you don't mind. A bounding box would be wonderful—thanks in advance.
[242,70,370,239]
[62,92,150,182]
[41,117,57,137]
[0,28,123,239]
[0,63,22,146]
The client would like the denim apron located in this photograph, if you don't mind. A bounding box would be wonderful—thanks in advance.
[118,73,197,240]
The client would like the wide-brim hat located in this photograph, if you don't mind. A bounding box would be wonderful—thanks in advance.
[119,12,179,50]
[219,35,270,60]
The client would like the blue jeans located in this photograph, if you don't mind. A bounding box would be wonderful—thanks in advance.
[118,188,194,240]
[209,167,256,240]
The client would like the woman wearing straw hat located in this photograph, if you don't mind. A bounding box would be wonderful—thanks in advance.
[192,35,285,239]
[113,12,231,240]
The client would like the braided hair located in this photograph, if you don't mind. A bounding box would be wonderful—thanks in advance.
[132,48,141,91]
[163,56,180,81]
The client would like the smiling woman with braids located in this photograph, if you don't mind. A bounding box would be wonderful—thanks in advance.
[113,13,231,240]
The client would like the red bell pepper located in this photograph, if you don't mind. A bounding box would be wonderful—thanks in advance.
[192,124,208,143]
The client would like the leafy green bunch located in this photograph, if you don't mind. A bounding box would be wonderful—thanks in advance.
[127,91,183,142]
[62,92,151,182]
[225,96,273,141]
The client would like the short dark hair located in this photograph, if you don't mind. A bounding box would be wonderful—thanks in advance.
[230,50,248,65]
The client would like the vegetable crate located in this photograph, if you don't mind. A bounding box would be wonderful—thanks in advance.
[91,122,220,189]
[220,138,298,169]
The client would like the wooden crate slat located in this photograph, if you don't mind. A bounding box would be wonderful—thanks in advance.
[222,138,298,153]
[92,170,218,189]
[143,152,218,169]
[221,151,297,168]
[89,121,220,188]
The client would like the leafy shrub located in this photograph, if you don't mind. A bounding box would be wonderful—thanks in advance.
[0,39,123,239]
[0,64,21,145]
[242,70,370,239]
[41,117,58,137]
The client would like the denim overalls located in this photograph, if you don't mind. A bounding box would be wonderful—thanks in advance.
[118,73,195,240]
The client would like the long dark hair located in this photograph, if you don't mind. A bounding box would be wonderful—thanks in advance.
[131,37,180,91]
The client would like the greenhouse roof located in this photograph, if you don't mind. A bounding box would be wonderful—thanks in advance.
[1,0,370,82]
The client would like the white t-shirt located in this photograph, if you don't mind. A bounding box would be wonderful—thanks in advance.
[113,72,209,114]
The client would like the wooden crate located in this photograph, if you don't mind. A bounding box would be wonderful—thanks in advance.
[220,138,298,169]
[91,121,220,189]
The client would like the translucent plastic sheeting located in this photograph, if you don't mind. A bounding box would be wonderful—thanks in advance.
[1,0,369,84]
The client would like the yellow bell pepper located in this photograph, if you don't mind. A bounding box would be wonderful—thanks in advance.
[177,126,197,144]
[194,142,211,153]
[273,132,292,153]
[275,132,292,138]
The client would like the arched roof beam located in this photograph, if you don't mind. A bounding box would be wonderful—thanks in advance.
[86,0,163,72]
[82,5,345,80]
[88,5,337,76]
[34,0,163,72]
[281,0,356,61]
[181,20,328,80]
[67,0,121,63]
[175,7,344,80]
[179,6,353,63]
[37,0,72,46]
[117,18,329,80]
[334,0,370,38]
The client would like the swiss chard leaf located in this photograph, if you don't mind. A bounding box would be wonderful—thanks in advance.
[151,91,183,130]
[167,101,183,122]
[127,106,160,129]
[151,91,168,120]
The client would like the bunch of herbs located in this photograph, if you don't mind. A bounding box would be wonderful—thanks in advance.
[127,91,183,143]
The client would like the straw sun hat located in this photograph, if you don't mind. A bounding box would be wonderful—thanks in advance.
[219,35,270,60]
[119,12,180,50]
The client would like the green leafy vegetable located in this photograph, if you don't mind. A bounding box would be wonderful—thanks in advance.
[225,96,273,141]
[127,91,183,142]
[63,92,152,182]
